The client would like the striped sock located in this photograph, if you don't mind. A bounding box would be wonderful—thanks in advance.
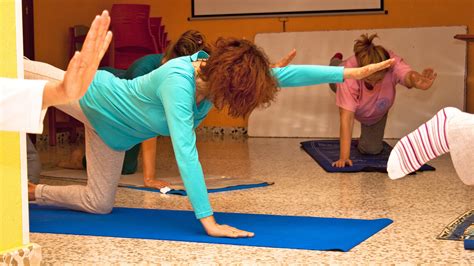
[387,107,460,179]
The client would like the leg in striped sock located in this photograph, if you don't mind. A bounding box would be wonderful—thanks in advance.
[387,107,461,179]
[446,110,474,185]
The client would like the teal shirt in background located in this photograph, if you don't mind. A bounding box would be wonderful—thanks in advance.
[100,54,164,79]
[123,54,164,79]
[79,51,344,219]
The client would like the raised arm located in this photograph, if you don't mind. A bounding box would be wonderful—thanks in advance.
[271,58,395,88]
[42,10,112,108]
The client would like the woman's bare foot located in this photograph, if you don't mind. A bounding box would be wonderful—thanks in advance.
[58,147,84,169]
[28,182,36,201]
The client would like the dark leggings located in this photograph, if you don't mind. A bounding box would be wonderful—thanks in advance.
[358,114,388,155]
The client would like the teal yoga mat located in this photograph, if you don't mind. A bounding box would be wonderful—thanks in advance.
[30,204,392,251]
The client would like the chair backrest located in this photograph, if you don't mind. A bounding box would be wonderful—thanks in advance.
[69,25,89,59]
[162,31,168,51]
[149,17,162,53]
[111,4,158,68]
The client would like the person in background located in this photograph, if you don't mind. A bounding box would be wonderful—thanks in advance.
[329,33,437,168]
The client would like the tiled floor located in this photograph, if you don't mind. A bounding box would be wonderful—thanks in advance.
[32,136,474,264]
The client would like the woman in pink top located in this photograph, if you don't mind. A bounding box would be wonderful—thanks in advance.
[329,34,437,168]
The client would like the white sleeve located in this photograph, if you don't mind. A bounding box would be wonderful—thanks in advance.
[0,78,48,133]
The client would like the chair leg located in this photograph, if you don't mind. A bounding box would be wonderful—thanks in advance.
[69,125,77,143]
[28,134,36,145]
[48,107,57,146]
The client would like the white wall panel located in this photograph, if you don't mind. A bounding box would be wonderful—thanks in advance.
[249,26,466,138]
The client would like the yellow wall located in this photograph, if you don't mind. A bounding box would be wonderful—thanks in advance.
[0,0,24,251]
[34,0,474,127]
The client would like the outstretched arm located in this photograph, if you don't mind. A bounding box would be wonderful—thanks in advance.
[0,11,112,134]
[42,10,113,108]
[272,58,395,88]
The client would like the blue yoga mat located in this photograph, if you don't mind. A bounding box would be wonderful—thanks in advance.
[125,182,271,195]
[301,140,436,173]
[465,235,474,250]
[29,204,392,251]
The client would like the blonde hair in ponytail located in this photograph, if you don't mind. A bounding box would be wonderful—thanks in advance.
[353,33,390,67]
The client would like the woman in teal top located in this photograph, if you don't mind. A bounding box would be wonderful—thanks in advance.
[75,30,295,189]
[66,30,212,178]
[30,37,394,238]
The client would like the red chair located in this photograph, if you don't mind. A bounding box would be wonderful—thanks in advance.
[161,31,169,51]
[46,25,87,146]
[149,17,163,53]
[111,4,158,69]
[47,108,81,146]
[69,25,88,56]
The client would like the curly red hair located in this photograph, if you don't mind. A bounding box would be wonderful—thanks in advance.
[199,38,279,118]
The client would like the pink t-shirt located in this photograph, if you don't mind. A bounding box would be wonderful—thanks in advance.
[336,51,412,125]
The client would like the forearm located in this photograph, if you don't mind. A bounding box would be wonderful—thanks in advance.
[340,134,352,160]
[272,65,344,88]
[200,215,217,232]
[142,137,157,180]
[343,58,395,80]
[0,78,47,133]
[42,81,67,108]
[339,108,354,159]
[179,161,214,219]
[403,71,417,88]
[171,137,213,218]
[343,68,360,80]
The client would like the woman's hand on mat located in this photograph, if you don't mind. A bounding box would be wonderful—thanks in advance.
[332,158,353,168]
[143,177,171,189]
[201,216,254,238]
[343,58,395,80]
[271,49,297,68]
[43,11,113,108]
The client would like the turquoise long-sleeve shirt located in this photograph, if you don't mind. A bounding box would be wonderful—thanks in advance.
[79,51,344,219]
